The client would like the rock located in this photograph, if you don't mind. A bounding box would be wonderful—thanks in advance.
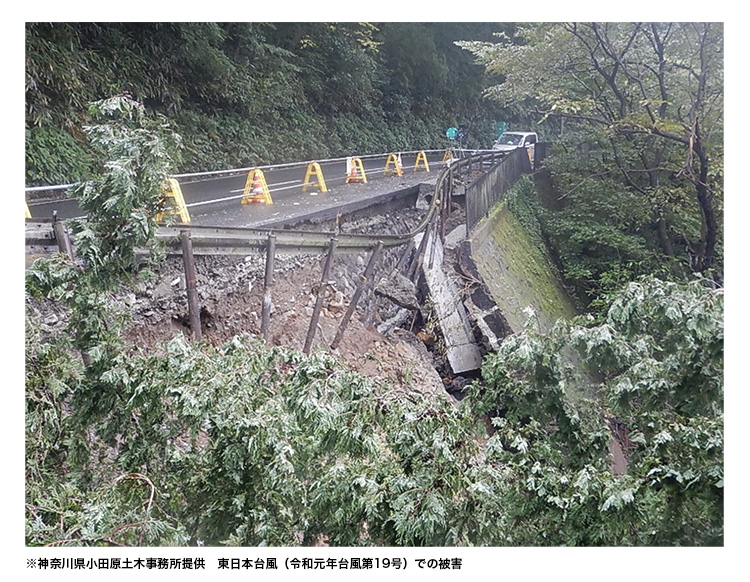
[43,313,59,326]
[376,308,411,335]
[444,224,466,251]
[151,281,173,300]
[416,330,435,349]
[374,272,419,311]
[452,376,469,390]
[328,290,346,313]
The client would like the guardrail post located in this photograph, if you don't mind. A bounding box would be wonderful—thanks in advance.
[52,219,74,261]
[331,241,383,350]
[304,237,338,355]
[394,238,416,275]
[180,230,202,342]
[407,219,432,281]
[261,233,276,342]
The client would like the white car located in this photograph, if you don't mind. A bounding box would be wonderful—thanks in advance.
[492,131,538,168]
[492,131,538,152]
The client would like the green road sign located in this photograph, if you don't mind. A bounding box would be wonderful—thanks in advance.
[446,127,459,140]
[495,121,507,137]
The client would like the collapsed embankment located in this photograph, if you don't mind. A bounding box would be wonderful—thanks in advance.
[26,171,629,477]
[26,172,582,406]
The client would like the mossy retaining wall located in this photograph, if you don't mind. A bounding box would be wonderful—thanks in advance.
[469,195,577,335]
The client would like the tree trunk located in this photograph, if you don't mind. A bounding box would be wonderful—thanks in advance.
[693,139,717,274]
[696,181,717,274]
[657,217,676,260]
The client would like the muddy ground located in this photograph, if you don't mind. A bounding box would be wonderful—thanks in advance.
[28,200,473,403]
[123,250,450,400]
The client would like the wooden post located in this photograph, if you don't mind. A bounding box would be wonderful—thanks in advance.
[304,237,338,355]
[331,241,383,350]
[180,230,202,342]
[261,233,276,342]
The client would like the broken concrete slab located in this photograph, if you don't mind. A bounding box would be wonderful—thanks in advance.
[417,231,483,374]
[443,224,466,252]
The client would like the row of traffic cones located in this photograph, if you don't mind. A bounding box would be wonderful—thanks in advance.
[241,152,434,205]
[26,150,448,221]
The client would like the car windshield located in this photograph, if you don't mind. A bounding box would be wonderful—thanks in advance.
[496,133,523,145]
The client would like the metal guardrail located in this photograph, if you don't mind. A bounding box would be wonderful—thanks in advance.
[25,149,532,353]
[26,145,554,363]
[26,150,508,256]
[24,149,496,193]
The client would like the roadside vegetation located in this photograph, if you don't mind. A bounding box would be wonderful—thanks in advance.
[25,22,509,185]
[25,22,723,547]
[460,22,723,299]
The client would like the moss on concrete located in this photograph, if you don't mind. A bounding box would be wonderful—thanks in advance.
[471,199,577,334]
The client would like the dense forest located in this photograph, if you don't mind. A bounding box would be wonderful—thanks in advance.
[25,22,724,549]
[26,22,511,185]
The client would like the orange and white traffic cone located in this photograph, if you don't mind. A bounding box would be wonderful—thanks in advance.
[241,169,273,204]
[346,157,368,184]
[253,174,264,196]
[346,165,358,184]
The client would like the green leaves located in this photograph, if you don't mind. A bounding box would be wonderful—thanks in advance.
[25,125,92,184]
[463,22,724,277]
[26,272,723,546]
[24,86,723,546]
[27,325,502,546]
[26,96,180,359]
[470,276,723,545]
[26,22,513,184]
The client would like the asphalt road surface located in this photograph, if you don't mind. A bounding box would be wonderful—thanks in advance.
[27,152,447,228]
